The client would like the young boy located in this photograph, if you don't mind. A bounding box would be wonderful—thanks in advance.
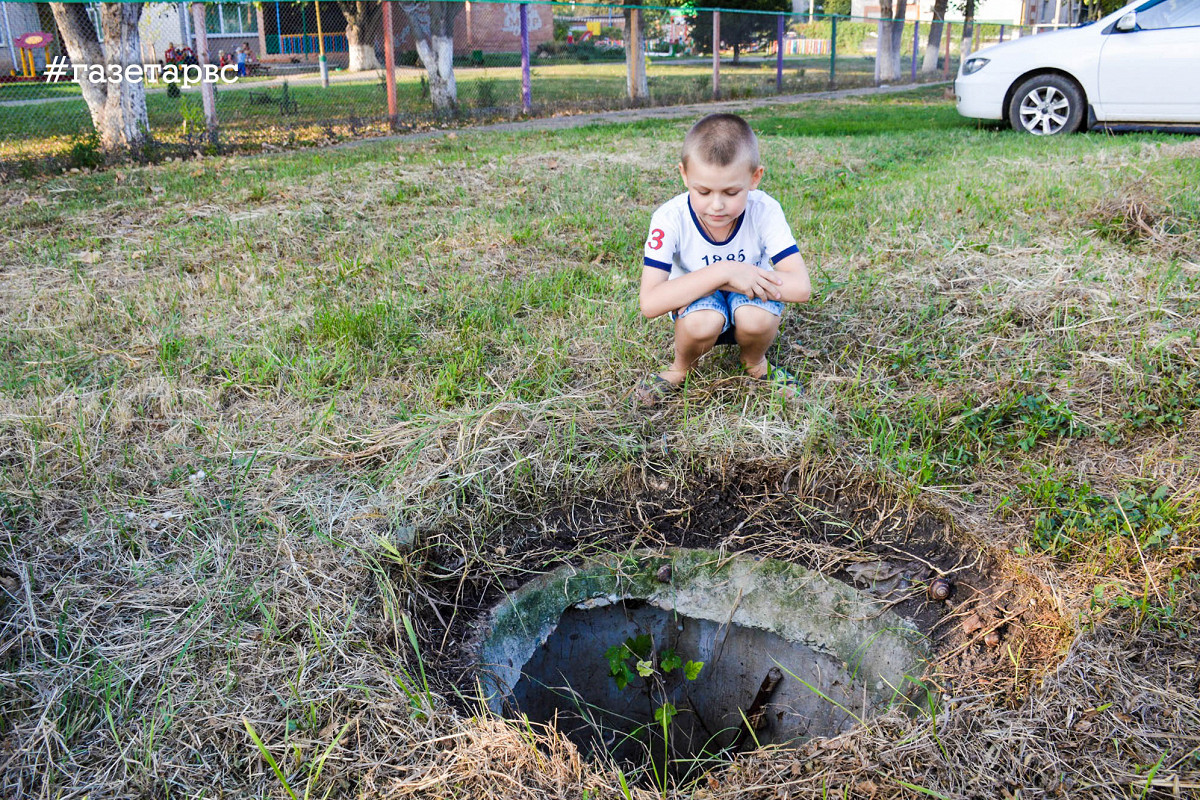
[637,113,811,405]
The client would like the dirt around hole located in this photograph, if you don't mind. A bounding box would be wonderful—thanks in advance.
[401,463,1070,720]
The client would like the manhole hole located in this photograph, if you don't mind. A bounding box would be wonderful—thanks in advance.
[474,548,931,779]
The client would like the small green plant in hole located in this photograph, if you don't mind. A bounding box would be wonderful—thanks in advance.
[604,634,704,796]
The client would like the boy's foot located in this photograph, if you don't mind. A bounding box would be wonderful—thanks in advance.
[634,372,683,407]
[746,361,804,400]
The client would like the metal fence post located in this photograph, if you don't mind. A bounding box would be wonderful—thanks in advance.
[829,16,837,88]
[911,20,919,82]
[776,13,784,93]
[520,3,531,113]
[712,10,720,100]
[382,0,397,127]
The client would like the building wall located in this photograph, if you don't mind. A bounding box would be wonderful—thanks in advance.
[392,3,555,56]
[142,1,187,64]
[852,0,1025,24]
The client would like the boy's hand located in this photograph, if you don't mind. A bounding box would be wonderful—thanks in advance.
[722,262,783,301]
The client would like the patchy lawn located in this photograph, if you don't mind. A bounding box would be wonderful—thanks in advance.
[1,88,1197,798]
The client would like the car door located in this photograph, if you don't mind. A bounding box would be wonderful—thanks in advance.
[1096,0,1200,122]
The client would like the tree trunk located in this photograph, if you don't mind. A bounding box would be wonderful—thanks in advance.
[921,0,947,73]
[874,0,907,82]
[399,2,459,113]
[50,2,150,151]
[624,4,647,100]
[960,0,976,58]
[338,0,380,71]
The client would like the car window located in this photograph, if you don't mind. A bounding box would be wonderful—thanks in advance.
[1135,0,1200,28]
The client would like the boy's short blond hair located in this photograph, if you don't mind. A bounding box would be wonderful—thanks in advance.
[681,113,760,170]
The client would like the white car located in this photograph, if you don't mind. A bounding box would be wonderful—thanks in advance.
[955,0,1200,134]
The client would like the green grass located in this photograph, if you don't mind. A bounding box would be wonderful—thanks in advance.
[1,89,1197,798]
[0,56,939,164]
[0,80,85,101]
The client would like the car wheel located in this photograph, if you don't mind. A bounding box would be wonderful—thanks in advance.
[1008,74,1085,136]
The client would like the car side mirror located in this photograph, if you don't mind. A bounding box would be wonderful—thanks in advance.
[1115,11,1137,31]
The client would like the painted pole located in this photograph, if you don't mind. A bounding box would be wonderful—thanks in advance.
[189,2,218,143]
[829,16,837,88]
[911,20,918,81]
[520,3,531,113]
[943,20,951,78]
[776,13,784,93]
[315,0,328,87]
[999,24,1006,42]
[3,3,19,70]
[382,0,397,126]
[274,1,282,54]
[314,0,328,86]
[178,2,189,53]
[712,10,720,100]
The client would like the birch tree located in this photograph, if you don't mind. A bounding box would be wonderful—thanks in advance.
[338,0,380,71]
[959,0,977,58]
[399,1,461,113]
[49,2,150,151]
[874,0,907,82]
[921,0,947,73]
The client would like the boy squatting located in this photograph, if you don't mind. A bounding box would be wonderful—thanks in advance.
[637,113,811,406]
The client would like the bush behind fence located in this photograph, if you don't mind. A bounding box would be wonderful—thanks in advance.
[0,0,1035,176]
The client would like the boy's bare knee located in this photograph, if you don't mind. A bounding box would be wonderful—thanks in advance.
[732,307,780,338]
[677,310,725,342]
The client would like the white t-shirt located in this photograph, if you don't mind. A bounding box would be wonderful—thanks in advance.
[643,190,799,281]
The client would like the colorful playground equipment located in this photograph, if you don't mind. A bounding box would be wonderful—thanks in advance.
[13,31,53,78]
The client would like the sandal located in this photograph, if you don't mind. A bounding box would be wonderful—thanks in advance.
[750,362,804,400]
[634,373,681,407]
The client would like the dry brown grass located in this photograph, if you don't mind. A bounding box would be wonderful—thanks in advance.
[1,97,1198,799]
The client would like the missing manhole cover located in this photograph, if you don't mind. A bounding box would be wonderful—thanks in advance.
[474,548,931,779]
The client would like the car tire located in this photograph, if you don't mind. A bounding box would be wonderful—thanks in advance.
[1007,74,1086,136]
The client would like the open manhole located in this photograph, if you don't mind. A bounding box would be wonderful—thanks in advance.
[473,548,931,779]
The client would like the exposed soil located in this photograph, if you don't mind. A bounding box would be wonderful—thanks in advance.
[404,462,1071,719]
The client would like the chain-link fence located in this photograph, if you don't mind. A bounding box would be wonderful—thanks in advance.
[0,0,1043,176]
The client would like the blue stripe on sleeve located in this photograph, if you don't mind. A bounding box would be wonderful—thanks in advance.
[644,257,672,272]
[770,245,800,265]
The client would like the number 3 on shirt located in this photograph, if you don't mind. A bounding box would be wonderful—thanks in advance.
[647,229,665,250]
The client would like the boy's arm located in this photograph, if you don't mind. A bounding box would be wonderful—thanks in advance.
[772,252,811,304]
[639,263,784,320]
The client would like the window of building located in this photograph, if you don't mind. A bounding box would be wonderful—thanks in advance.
[206,3,258,35]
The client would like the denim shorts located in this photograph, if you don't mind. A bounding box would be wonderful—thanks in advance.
[670,290,783,334]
